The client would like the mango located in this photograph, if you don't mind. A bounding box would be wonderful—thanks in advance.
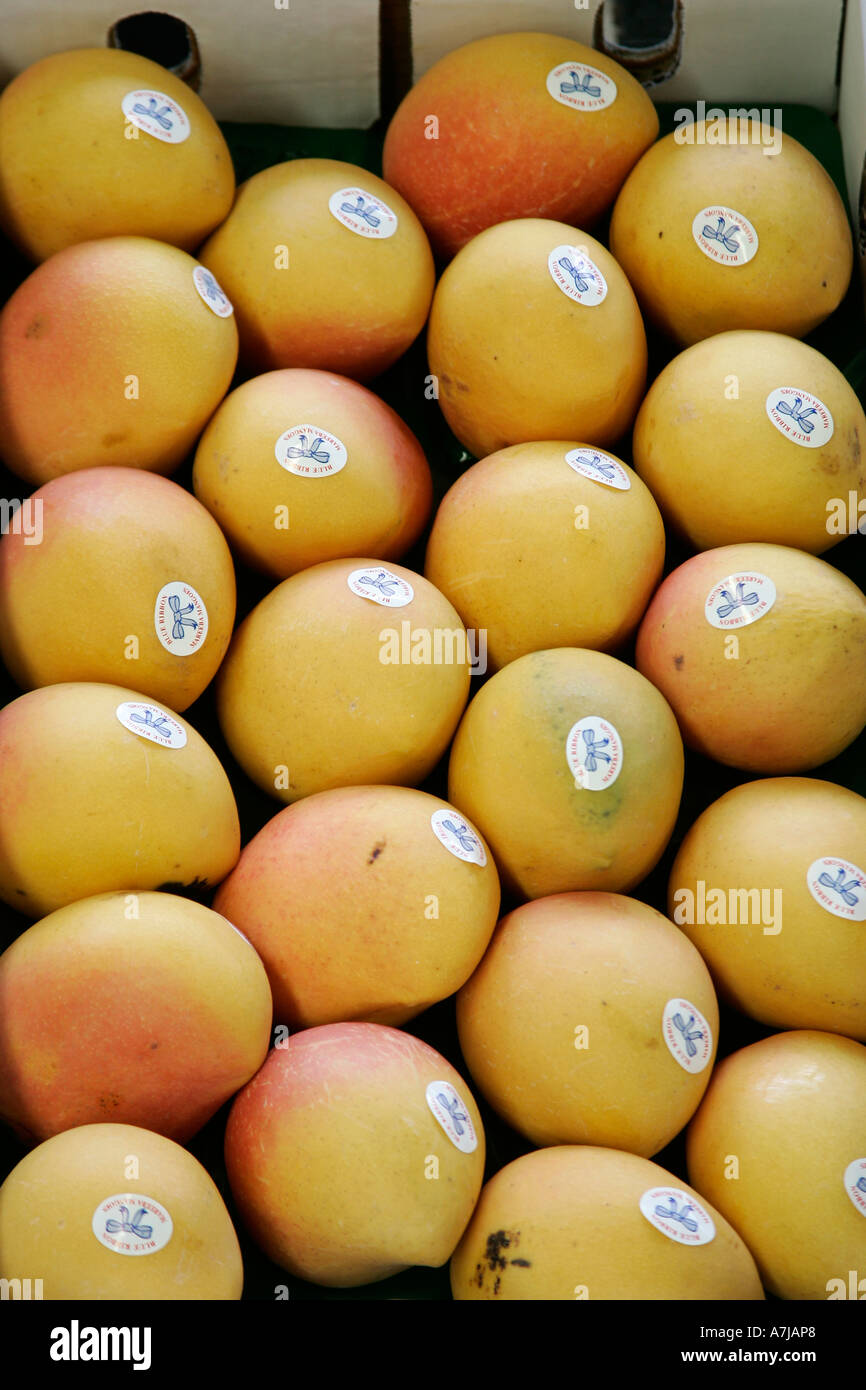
[225,1022,485,1287]
[610,119,852,345]
[0,467,236,709]
[0,1123,243,1299]
[213,785,499,1027]
[425,440,664,669]
[382,32,658,260]
[0,892,271,1145]
[199,158,434,380]
[632,330,866,554]
[457,892,718,1155]
[0,47,234,263]
[451,1146,764,1300]
[448,647,683,899]
[193,368,432,578]
[0,682,240,917]
[0,237,238,486]
[687,1031,866,1300]
[635,542,866,772]
[669,778,866,1040]
[427,218,647,458]
[217,558,471,803]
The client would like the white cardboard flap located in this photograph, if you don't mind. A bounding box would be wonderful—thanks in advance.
[408,0,843,116]
[653,0,844,115]
[408,0,595,78]
[839,0,866,222]
[0,0,381,128]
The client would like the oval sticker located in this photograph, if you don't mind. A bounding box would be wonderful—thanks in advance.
[347,566,414,608]
[566,716,623,791]
[662,997,713,1074]
[704,573,776,629]
[275,425,348,477]
[549,244,608,306]
[329,186,398,239]
[766,388,834,448]
[426,1081,478,1154]
[116,701,187,749]
[430,809,487,867]
[807,857,866,922]
[565,447,630,491]
[639,1186,716,1245]
[692,205,758,266]
[92,1193,173,1256]
[122,89,190,143]
[546,62,617,112]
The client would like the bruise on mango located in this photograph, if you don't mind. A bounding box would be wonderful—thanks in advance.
[473,1229,531,1295]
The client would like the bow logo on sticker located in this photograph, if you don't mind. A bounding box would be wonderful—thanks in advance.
[774,397,817,433]
[672,1012,704,1059]
[817,868,862,908]
[132,96,174,131]
[196,270,228,308]
[654,1197,700,1233]
[168,594,199,640]
[440,818,478,854]
[340,195,381,228]
[357,570,400,597]
[436,1091,469,1137]
[582,452,618,480]
[581,729,611,772]
[104,1205,154,1240]
[285,433,331,466]
[128,709,174,737]
[701,215,742,255]
[558,256,592,293]
[559,69,602,99]
[715,581,760,620]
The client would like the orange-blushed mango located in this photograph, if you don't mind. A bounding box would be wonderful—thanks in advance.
[213,785,499,1028]
[0,237,238,485]
[635,542,866,773]
[0,892,272,1144]
[383,32,658,260]
[225,1023,485,1287]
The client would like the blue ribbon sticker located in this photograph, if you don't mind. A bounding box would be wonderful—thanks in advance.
[693,205,758,265]
[640,1186,716,1244]
[663,997,712,1073]
[329,187,398,239]
[347,566,414,607]
[546,61,617,111]
[425,1080,478,1153]
[121,88,190,144]
[704,572,775,629]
